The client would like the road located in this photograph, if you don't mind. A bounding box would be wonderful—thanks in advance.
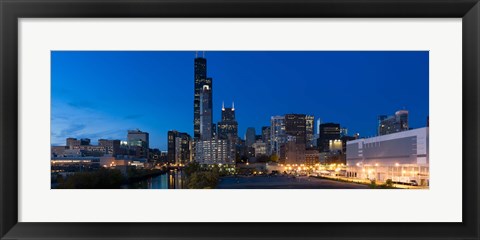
[217,175,369,189]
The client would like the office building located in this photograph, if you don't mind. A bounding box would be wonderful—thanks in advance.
[280,138,306,165]
[346,127,429,186]
[261,126,271,155]
[252,140,267,157]
[316,118,321,135]
[285,114,306,144]
[66,138,90,149]
[167,130,192,164]
[98,139,121,156]
[317,123,341,152]
[378,110,409,136]
[245,127,256,147]
[195,139,235,165]
[193,54,213,141]
[127,129,149,158]
[127,129,149,148]
[200,85,213,141]
[51,146,68,157]
[217,102,238,144]
[270,116,286,156]
[305,149,320,166]
[193,54,207,141]
[306,115,315,148]
[212,123,217,138]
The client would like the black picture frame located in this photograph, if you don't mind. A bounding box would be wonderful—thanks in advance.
[1,0,479,239]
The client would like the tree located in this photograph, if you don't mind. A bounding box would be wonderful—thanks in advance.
[183,161,201,177]
[186,170,220,189]
[385,179,393,188]
[58,168,125,189]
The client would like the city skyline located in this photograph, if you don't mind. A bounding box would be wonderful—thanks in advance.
[51,51,429,149]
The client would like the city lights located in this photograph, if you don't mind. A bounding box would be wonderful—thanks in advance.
[51,51,428,189]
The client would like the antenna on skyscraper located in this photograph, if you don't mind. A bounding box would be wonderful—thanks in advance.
[232,101,235,111]
[222,101,225,111]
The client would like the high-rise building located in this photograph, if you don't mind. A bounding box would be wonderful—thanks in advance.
[261,126,271,155]
[305,115,315,148]
[270,116,286,156]
[378,110,409,136]
[217,103,238,163]
[212,123,217,138]
[317,123,341,152]
[195,139,235,165]
[221,102,235,121]
[127,129,149,158]
[167,130,192,164]
[167,131,176,163]
[285,114,306,144]
[252,140,267,157]
[217,102,238,144]
[280,138,306,165]
[127,129,149,147]
[245,127,256,147]
[193,54,212,141]
[316,118,321,135]
[200,85,213,141]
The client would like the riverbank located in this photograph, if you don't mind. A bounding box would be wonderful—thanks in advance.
[53,168,169,189]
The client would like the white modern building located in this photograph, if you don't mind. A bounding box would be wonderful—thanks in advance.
[346,127,429,186]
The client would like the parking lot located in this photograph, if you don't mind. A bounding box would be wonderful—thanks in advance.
[217,175,369,189]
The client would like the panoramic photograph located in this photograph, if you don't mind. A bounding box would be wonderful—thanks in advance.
[50,51,429,189]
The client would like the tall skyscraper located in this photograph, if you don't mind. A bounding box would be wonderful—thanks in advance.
[316,118,321,135]
[378,110,409,136]
[285,114,306,144]
[261,126,271,155]
[305,115,315,148]
[270,115,286,156]
[317,123,341,152]
[245,127,256,148]
[193,53,212,141]
[200,85,213,141]
[167,130,192,164]
[217,102,238,144]
[167,131,176,163]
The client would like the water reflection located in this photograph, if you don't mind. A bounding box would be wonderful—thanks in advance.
[124,169,184,189]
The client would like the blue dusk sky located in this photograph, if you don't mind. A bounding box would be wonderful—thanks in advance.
[51,51,429,150]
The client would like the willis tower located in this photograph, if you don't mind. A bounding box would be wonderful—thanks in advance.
[193,52,213,141]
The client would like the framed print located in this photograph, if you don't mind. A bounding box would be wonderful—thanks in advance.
[1,0,479,239]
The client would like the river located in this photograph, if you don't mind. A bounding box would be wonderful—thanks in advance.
[123,169,185,189]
